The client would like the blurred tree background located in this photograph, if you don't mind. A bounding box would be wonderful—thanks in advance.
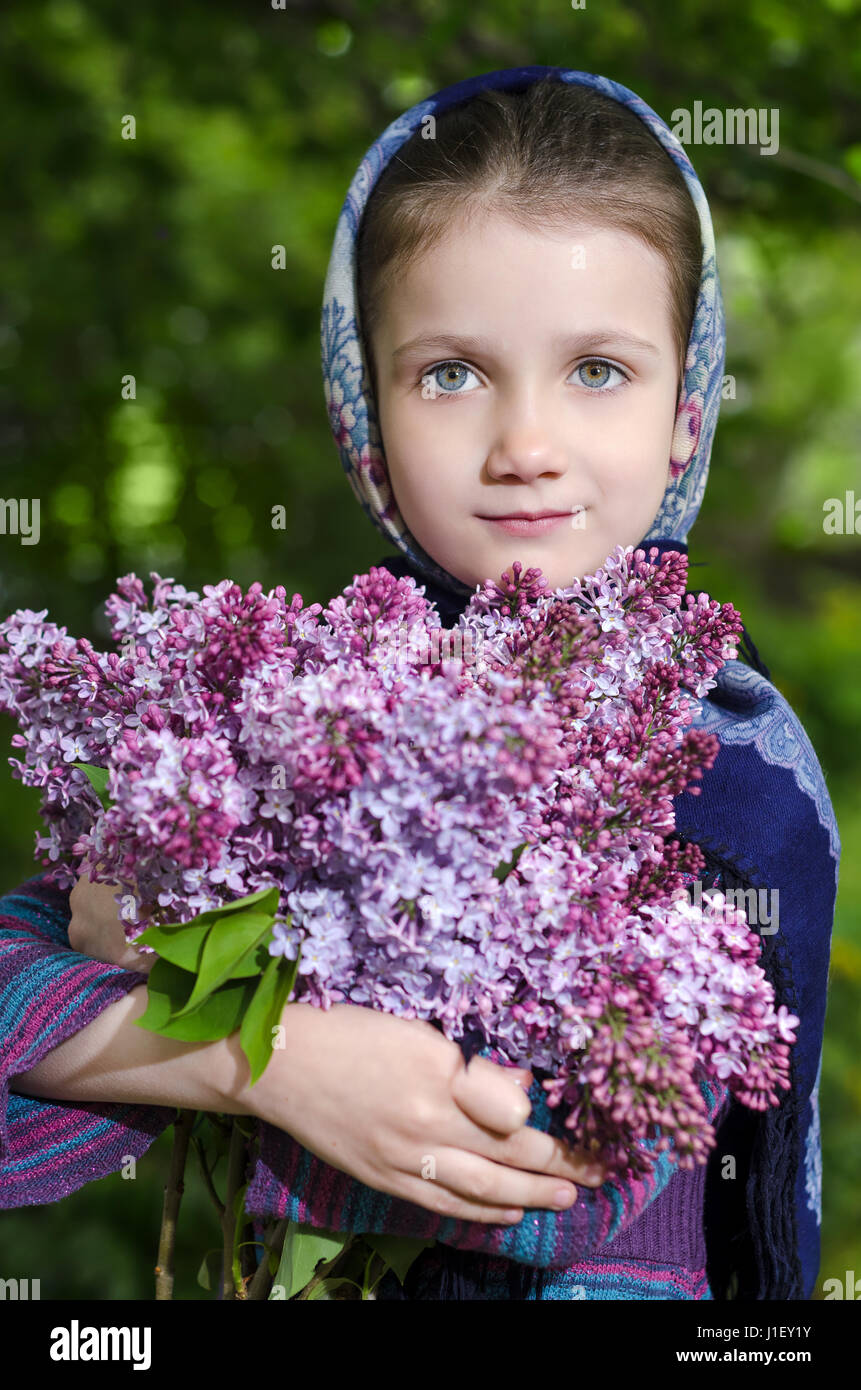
[1,0,858,1300]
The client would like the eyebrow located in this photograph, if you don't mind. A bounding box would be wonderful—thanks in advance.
[391,329,662,362]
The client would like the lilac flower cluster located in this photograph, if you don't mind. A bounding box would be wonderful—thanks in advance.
[0,547,797,1176]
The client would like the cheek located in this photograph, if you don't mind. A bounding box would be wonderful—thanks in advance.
[381,435,433,527]
[383,404,464,494]
[592,393,676,468]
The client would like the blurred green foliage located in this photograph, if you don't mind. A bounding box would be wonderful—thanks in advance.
[1,0,858,1299]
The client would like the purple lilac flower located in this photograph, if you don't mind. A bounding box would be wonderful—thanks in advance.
[0,548,797,1178]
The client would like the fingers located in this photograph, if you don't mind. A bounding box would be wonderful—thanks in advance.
[394,1172,526,1225]
[449,1057,608,1189]
[496,1126,608,1187]
[445,1104,607,1193]
[68,870,148,967]
[389,1147,578,1225]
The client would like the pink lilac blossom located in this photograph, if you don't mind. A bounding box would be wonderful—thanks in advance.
[0,546,797,1177]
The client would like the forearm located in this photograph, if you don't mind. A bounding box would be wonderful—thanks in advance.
[9,984,255,1115]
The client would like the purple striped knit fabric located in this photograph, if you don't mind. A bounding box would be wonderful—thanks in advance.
[0,875,175,1204]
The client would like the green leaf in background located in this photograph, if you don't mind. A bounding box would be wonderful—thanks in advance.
[71,761,112,811]
[269,1223,349,1301]
[239,950,301,1085]
[363,1233,436,1286]
[196,1249,221,1292]
[135,957,255,1041]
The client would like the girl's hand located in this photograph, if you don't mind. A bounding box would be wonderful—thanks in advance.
[231,1000,607,1224]
[68,871,156,974]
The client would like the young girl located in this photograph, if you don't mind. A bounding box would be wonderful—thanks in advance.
[0,66,839,1302]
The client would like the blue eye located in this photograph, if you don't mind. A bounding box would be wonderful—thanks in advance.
[421,361,480,399]
[575,359,626,390]
[418,356,627,398]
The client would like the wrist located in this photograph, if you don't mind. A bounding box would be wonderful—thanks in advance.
[207,1026,257,1116]
[221,1000,316,1122]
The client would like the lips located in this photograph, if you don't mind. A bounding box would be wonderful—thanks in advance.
[486,512,569,520]
[479,508,585,537]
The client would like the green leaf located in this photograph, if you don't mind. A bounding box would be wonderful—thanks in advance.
[196,1249,221,1292]
[72,761,112,811]
[217,939,276,980]
[135,886,280,969]
[170,906,278,1019]
[135,957,255,1041]
[239,951,301,1086]
[269,1223,349,1301]
[363,1234,435,1286]
[133,918,213,973]
[493,841,528,882]
[193,885,279,919]
[136,889,279,945]
[175,885,280,921]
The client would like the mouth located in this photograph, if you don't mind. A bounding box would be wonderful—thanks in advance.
[478,508,585,537]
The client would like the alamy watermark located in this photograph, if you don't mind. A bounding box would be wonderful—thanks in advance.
[0,1276,40,1299]
[374,621,510,676]
[49,1321,151,1369]
[674,880,779,935]
[670,102,779,156]
[823,490,860,534]
[0,498,39,544]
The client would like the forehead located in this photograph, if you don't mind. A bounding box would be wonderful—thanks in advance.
[374,215,675,357]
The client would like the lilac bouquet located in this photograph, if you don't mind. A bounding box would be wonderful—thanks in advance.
[0,546,797,1184]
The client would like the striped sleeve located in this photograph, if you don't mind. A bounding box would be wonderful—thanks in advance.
[0,873,176,1208]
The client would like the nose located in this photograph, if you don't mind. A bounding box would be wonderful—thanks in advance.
[483,398,568,484]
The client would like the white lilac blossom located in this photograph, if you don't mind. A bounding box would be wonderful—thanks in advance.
[0,547,798,1178]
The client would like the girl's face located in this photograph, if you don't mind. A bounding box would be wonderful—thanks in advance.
[368,213,683,590]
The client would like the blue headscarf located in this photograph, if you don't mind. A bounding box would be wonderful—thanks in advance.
[316,66,839,1300]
